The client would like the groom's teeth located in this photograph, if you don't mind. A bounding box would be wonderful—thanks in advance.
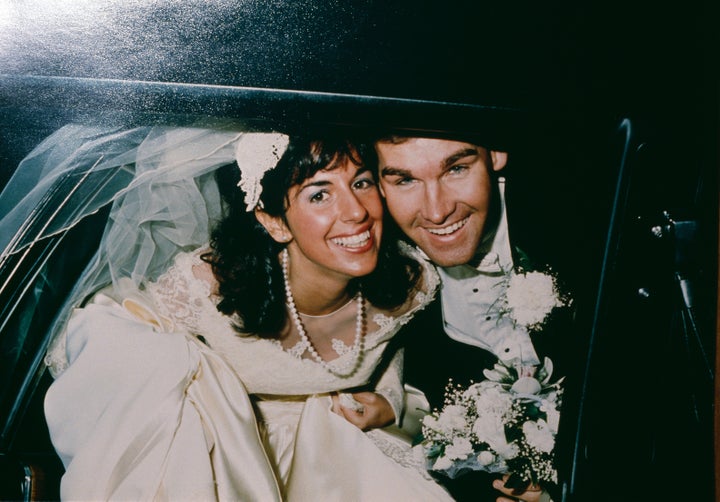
[332,230,371,248]
[427,218,469,236]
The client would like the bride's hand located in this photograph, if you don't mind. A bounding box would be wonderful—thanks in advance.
[332,392,395,431]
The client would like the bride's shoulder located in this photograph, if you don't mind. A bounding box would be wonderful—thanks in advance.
[151,246,218,298]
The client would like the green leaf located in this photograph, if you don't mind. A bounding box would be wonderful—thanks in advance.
[514,246,535,272]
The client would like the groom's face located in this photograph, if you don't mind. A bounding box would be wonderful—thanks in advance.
[376,138,507,267]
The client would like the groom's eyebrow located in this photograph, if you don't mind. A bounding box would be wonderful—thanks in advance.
[444,148,479,166]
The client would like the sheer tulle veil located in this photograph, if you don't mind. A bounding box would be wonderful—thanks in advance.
[0,122,267,375]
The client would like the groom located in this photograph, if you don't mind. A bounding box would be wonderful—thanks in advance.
[373,136,560,502]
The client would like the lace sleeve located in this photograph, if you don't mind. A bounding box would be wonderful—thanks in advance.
[145,249,217,335]
[374,349,404,426]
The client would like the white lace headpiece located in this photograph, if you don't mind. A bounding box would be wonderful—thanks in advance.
[234,132,290,211]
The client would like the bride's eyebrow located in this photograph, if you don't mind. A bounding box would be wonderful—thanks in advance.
[296,179,331,196]
[354,166,374,179]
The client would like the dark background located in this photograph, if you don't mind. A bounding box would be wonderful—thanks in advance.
[1,0,716,185]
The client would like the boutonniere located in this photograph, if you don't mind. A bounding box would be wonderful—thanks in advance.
[495,248,572,333]
[501,269,569,331]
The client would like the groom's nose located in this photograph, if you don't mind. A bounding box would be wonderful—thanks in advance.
[421,183,453,224]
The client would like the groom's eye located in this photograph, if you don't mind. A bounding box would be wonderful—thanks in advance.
[447,164,468,175]
[392,175,415,186]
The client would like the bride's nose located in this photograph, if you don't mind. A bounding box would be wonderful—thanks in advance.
[339,192,369,222]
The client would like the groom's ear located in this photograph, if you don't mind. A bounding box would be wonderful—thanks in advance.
[255,209,293,243]
[490,151,508,172]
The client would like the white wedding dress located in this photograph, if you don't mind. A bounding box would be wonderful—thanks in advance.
[44,245,452,501]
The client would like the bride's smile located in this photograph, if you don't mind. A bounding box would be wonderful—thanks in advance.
[280,160,383,287]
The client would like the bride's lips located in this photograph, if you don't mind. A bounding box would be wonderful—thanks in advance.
[424,216,469,237]
[330,229,374,252]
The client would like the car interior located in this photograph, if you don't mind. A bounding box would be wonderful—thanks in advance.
[0,2,716,501]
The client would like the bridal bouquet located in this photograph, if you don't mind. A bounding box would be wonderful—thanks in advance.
[421,358,563,487]
[422,266,569,488]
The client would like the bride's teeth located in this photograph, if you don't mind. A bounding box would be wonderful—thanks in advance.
[332,230,370,248]
[428,218,468,236]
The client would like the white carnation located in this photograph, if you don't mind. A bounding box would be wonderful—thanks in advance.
[473,385,513,416]
[506,271,563,327]
[522,419,555,453]
[436,405,468,433]
[472,411,515,459]
[445,437,474,460]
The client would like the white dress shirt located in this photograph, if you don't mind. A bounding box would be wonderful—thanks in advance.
[437,178,540,365]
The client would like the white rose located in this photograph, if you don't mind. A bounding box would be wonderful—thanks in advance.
[511,376,542,395]
[477,450,496,466]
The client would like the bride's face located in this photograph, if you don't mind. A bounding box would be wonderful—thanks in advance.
[282,159,383,284]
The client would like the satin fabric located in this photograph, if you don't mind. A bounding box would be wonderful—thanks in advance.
[46,296,451,501]
[45,300,281,501]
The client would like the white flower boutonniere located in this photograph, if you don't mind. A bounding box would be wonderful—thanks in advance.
[502,269,568,331]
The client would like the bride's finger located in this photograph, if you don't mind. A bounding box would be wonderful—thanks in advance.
[339,407,368,428]
[329,395,343,415]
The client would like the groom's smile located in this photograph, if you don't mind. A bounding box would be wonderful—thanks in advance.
[425,216,470,236]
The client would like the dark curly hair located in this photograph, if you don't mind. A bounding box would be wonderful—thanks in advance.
[202,135,422,338]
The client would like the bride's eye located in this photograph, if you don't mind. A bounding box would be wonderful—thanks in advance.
[309,190,330,203]
[353,176,376,190]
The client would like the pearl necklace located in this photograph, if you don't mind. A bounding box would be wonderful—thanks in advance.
[281,248,365,378]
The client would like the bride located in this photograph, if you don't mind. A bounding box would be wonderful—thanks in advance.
[39,126,452,500]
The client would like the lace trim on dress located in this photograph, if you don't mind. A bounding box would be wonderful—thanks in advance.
[278,339,310,359]
[146,249,215,335]
[331,338,354,356]
[365,430,434,480]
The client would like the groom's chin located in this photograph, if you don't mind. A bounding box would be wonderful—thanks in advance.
[419,245,477,268]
